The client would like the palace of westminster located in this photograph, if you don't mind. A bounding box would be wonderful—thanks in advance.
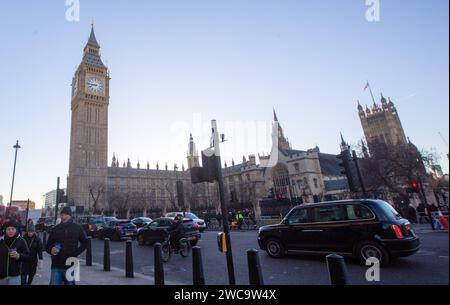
[66,27,425,216]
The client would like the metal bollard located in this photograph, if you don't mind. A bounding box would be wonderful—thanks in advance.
[247,249,264,285]
[43,231,47,246]
[103,238,111,271]
[192,246,205,285]
[154,243,165,285]
[326,253,349,285]
[125,240,134,278]
[86,237,92,266]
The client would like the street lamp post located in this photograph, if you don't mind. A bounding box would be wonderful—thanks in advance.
[9,140,21,209]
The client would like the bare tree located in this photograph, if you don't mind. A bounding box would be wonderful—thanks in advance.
[356,141,439,196]
[108,190,130,218]
[89,182,105,214]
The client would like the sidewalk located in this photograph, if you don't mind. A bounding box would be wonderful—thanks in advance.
[412,223,449,234]
[33,254,182,285]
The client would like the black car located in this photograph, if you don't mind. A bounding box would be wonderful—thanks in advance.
[77,215,112,237]
[97,219,138,241]
[131,217,153,228]
[136,217,201,246]
[36,217,55,233]
[258,199,420,265]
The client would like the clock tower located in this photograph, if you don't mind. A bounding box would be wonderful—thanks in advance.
[67,25,109,211]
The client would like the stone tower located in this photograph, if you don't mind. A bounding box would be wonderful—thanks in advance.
[187,134,200,169]
[67,26,109,211]
[358,94,408,149]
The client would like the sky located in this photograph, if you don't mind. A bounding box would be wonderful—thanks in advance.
[0,0,448,209]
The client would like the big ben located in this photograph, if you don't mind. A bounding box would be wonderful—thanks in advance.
[67,25,109,211]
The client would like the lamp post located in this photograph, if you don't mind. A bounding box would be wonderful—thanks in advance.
[9,140,21,209]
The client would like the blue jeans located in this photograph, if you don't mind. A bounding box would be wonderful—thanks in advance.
[49,268,76,286]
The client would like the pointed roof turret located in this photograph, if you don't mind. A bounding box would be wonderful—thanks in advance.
[273,108,279,122]
[82,24,105,68]
[87,24,100,48]
[340,132,346,146]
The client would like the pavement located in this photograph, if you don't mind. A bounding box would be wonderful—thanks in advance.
[33,224,448,285]
[33,253,183,285]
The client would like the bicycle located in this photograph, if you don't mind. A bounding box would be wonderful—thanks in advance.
[206,218,220,230]
[161,235,191,263]
[241,217,258,230]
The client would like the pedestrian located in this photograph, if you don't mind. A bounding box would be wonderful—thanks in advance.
[0,220,30,285]
[236,211,244,230]
[21,223,43,285]
[408,204,418,224]
[45,207,87,285]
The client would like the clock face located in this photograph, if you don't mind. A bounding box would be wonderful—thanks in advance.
[86,77,104,95]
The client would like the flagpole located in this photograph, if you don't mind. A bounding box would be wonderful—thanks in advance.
[367,81,376,104]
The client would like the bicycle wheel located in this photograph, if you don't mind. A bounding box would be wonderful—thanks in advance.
[208,218,219,230]
[179,239,191,258]
[161,241,172,263]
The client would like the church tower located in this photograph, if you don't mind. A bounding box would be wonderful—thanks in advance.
[358,94,408,150]
[67,25,109,210]
[187,134,200,169]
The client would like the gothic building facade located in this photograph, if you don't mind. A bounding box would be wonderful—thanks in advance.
[67,28,349,217]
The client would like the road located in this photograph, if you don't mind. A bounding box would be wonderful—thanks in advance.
[85,225,449,285]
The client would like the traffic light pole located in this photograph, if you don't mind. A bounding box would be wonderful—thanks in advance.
[352,150,367,199]
[418,176,435,230]
[212,120,236,285]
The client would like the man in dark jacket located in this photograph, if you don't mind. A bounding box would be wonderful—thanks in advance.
[45,207,87,285]
[0,220,30,285]
[21,224,43,285]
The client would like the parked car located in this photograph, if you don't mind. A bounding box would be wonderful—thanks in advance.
[136,217,201,246]
[97,219,138,241]
[258,199,420,266]
[165,212,206,232]
[36,217,55,233]
[77,215,111,237]
[131,217,153,228]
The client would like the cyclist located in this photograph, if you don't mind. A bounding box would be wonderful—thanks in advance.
[168,215,185,252]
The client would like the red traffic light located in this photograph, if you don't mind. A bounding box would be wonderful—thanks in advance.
[410,182,418,189]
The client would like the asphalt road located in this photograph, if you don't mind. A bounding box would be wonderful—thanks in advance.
[85,225,449,285]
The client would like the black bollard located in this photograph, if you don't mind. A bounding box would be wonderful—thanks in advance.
[192,246,205,285]
[247,249,264,285]
[125,240,134,278]
[103,238,111,271]
[154,243,165,285]
[326,253,349,285]
[86,237,92,266]
[43,231,47,246]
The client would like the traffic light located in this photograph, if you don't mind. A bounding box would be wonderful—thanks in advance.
[407,181,420,193]
[57,189,66,204]
[337,152,358,193]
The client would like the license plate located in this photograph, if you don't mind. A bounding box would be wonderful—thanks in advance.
[126,232,133,236]
[187,236,196,241]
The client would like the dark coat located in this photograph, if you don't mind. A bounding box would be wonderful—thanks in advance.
[45,219,88,269]
[21,233,43,275]
[0,234,31,279]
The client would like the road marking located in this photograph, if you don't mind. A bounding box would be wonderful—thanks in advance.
[439,256,449,259]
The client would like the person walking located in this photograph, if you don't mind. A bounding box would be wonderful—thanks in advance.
[21,224,43,285]
[45,207,87,285]
[0,220,30,285]
[236,211,244,230]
